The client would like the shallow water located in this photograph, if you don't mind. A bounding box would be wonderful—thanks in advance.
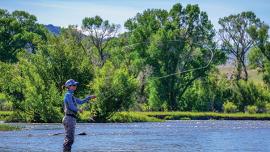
[0,120,270,152]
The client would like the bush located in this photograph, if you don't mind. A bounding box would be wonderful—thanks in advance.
[13,58,63,122]
[232,80,270,112]
[148,79,163,111]
[0,93,13,111]
[223,101,237,113]
[245,105,258,114]
[90,62,138,122]
[180,73,232,112]
[0,111,12,121]
[129,103,150,112]
[266,103,270,113]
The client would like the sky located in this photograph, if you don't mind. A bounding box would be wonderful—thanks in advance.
[1,0,270,32]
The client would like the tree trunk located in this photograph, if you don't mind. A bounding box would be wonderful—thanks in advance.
[168,77,177,111]
[242,60,248,81]
[98,48,105,67]
[235,55,242,81]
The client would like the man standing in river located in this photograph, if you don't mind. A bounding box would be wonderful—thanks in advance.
[62,79,96,152]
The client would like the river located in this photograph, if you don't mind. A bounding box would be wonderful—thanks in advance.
[0,120,270,152]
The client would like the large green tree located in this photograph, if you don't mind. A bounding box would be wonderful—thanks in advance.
[219,11,263,81]
[248,23,270,85]
[33,26,94,92]
[82,16,120,67]
[0,9,48,114]
[0,25,94,122]
[124,3,225,110]
[0,9,47,63]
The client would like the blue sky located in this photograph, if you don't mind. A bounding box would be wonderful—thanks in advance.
[1,0,270,32]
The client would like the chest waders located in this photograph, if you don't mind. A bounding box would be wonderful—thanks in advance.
[63,95,77,152]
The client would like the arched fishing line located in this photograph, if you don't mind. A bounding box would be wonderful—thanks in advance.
[94,40,215,102]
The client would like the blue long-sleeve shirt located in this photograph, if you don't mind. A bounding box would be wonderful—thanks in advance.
[64,90,91,113]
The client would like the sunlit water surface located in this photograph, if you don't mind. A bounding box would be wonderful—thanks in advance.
[0,120,270,152]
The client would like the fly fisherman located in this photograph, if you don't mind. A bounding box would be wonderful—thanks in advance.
[62,79,96,152]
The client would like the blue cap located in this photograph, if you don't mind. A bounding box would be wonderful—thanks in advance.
[65,79,79,87]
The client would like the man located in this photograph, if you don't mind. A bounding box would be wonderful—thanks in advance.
[62,79,96,152]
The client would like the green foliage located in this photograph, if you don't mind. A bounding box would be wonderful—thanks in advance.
[33,26,94,93]
[0,25,94,122]
[141,111,270,120]
[223,101,237,113]
[219,11,263,81]
[109,112,163,123]
[248,23,270,86]
[231,80,270,112]
[0,111,12,120]
[0,124,20,131]
[266,103,270,113]
[245,105,258,114]
[148,79,163,111]
[0,61,27,113]
[78,111,162,123]
[248,47,264,70]
[90,62,138,122]
[248,47,270,85]
[180,74,270,113]
[0,9,48,63]
[82,15,120,67]
[1,5,270,123]
[125,3,224,110]
[180,71,232,112]
[0,93,13,111]
[15,57,63,122]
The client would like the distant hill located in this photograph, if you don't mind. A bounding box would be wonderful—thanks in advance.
[45,24,61,35]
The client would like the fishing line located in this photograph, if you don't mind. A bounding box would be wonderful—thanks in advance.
[45,39,214,102]
[93,40,215,102]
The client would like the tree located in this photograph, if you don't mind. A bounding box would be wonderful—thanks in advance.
[32,26,94,92]
[18,56,62,122]
[0,9,48,63]
[219,11,263,81]
[248,23,270,86]
[123,3,225,110]
[0,61,24,111]
[82,16,120,67]
[0,25,94,122]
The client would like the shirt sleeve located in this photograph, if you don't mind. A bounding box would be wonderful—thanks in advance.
[65,93,78,112]
[75,96,91,104]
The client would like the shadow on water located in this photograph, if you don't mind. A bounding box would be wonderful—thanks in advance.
[0,120,270,152]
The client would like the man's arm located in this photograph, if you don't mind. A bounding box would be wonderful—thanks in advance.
[75,96,92,104]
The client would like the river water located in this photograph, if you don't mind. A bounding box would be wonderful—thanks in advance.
[0,120,270,152]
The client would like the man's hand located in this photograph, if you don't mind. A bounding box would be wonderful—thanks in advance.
[91,95,96,99]
[79,109,83,113]
[87,95,96,100]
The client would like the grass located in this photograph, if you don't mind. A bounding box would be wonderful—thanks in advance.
[78,111,163,123]
[79,111,270,122]
[0,124,20,131]
[138,111,270,120]
[0,111,12,121]
[2,110,270,123]
[108,112,163,123]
